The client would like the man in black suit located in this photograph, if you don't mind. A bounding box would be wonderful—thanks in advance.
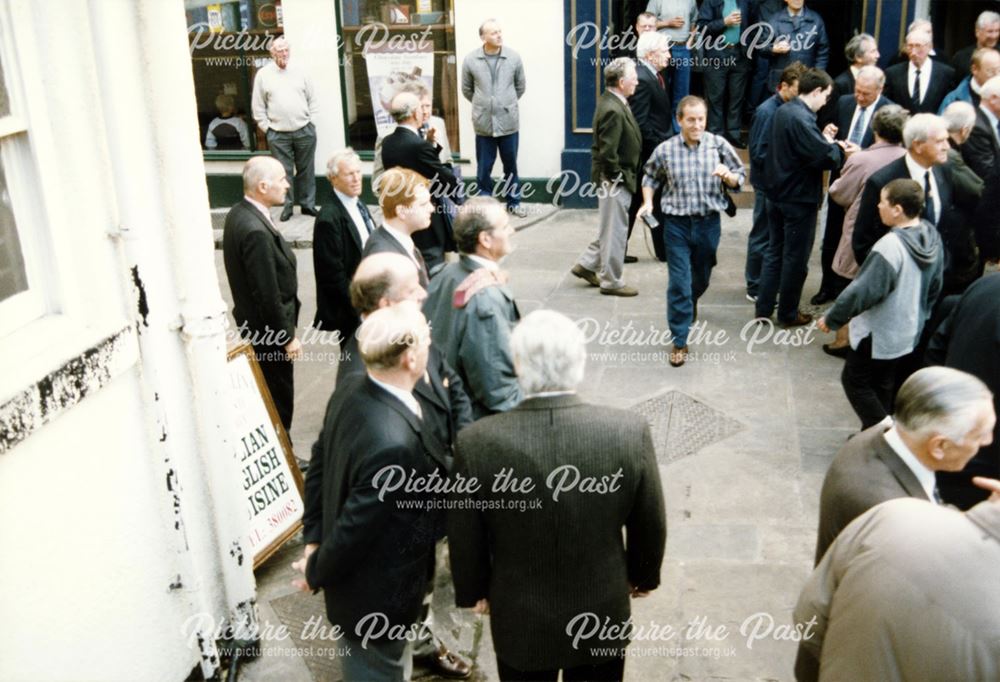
[626,31,672,262]
[884,28,956,115]
[960,76,1000,263]
[222,156,301,431]
[363,167,434,288]
[294,303,447,681]
[812,66,893,304]
[951,10,1000,80]
[754,68,845,328]
[312,149,375,343]
[818,33,880,127]
[381,91,460,272]
[448,309,666,681]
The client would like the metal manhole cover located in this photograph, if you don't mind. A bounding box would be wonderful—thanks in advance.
[633,390,744,464]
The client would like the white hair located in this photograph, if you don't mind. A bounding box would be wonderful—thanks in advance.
[981,75,1000,99]
[637,31,669,60]
[326,148,361,178]
[895,367,993,442]
[242,156,283,193]
[941,101,977,133]
[977,11,1000,30]
[903,113,947,148]
[855,65,885,88]
[510,310,586,394]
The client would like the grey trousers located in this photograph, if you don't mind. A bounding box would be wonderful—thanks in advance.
[578,182,631,289]
[342,636,413,682]
[266,122,317,210]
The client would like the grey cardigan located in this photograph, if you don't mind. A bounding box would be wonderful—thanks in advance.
[461,46,526,137]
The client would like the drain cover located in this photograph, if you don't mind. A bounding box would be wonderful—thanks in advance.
[633,390,744,464]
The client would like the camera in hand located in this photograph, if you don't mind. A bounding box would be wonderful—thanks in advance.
[640,212,660,229]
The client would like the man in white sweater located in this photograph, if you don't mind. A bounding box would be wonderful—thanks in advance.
[252,36,318,221]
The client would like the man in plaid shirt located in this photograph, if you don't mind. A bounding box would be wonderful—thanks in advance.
[638,95,745,367]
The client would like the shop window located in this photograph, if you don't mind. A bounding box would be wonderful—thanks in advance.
[338,0,460,155]
[186,0,284,153]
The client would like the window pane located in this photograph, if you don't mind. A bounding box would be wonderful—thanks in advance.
[340,0,459,154]
[0,59,8,117]
[187,0,283,151]
[0,158,28,303]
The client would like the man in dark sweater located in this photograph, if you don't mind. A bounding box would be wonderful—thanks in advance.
[754,68,848,327]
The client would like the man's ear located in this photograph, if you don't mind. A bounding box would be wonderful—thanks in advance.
[926,434,948,462]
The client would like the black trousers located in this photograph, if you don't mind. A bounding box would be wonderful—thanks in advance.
[841,336,899,430]
[818,198,850,296]
[497,656,625,682]
[703,49,750,139]
[255,345,294,433]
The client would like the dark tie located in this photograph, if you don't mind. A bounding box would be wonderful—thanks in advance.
[847,106,867,145]
[357,201,375,235]
[657,72,665,90]
[933,486,943,504]
[912,68,922,106]
[411,247,429,286]
[923,171,936,225]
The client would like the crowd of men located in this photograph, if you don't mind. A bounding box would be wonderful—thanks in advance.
[219,7,1000,681]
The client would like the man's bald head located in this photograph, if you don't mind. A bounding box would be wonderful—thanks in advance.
[389,91,422,125]
[350,253,426,316]
[242,156,288,206]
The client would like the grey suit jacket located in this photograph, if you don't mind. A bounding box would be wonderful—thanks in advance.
[448,394,667,672]
[815,424,929,564]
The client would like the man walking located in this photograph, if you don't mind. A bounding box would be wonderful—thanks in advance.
[639,96,744,367]
[462,19,526,217]
[571,58,642,297]
[252,37,318,221]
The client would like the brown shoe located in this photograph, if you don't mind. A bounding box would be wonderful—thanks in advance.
[415,644,472,679]
[600,285,639,297]
[571,264,600,287]
[669,344,688,367]
[779,312,813,328]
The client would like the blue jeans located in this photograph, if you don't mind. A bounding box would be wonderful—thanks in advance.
[667,45,692,133]
[745,189,770,296]
[664,213,721,348]
[754,200,818,323]
[475,132,520,207]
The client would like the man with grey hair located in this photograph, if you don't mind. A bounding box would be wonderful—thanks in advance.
[251,37,318,221]
[571,57,642,296]
[448,309,667,681]
[818,33,879,127]
[961,74,1000,264]
[939,47,1000,113]
[423,197,521,419]
[952,10,1000,78]
[312,148,375,342]
[885,29,956,115]
[222,156,300,431]
[812,365,995,564]
[381,91,460,271]
[462,19,526,216]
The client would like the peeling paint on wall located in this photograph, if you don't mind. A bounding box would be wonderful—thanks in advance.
[0,327,138,455]
[130,266,150,328]
[229,541,244,567]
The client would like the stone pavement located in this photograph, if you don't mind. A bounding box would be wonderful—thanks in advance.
[214,203,859,681]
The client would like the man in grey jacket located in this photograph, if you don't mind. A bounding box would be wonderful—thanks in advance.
[423,197,521,419]
[461,19,527,216]
[819,179,944,430]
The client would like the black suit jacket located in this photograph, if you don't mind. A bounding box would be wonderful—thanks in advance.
[222,199,300,347]
[304,375,446,636]
[629,62,673,164]
[312,193,365,341]
[852,156,955,265]
[961,107,1000,259]
[361,226,430,289]
[834,93,893,149]
[333,335,474,470]
[381,126,459,269]
[816,67,855,127]
[884,60,956,114]
[764,97,843,204]
[448,394,667,671]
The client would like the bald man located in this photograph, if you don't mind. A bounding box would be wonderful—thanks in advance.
[222,156,302,431]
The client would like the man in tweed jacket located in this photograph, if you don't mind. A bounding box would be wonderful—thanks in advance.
[448,310,667,680]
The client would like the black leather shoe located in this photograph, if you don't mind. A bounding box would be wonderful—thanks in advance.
[810,290,834,305]
[415,645,471,680]
[279,206,293,222]
[300,206,319,217]
[822,343,850,358]
[624,255,638,264]
[780,312,813,328]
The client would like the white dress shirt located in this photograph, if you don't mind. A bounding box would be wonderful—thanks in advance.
[908,59,933,104]
[883,425,938,502]
[467,254,500,271]
[904,152,940,224]
[334,188,369,248]
[368,375,422,419]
